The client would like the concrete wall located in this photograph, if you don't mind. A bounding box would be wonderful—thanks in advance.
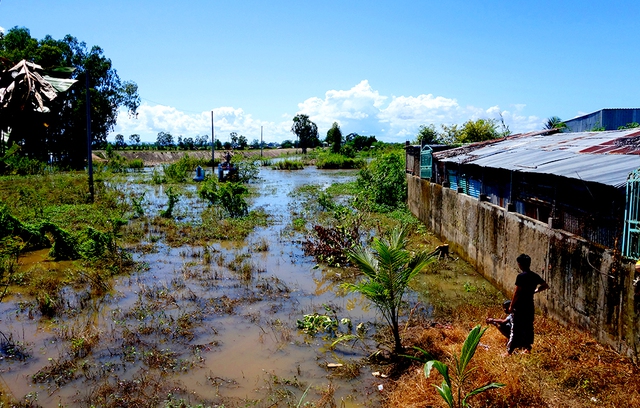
[408,175,640,359]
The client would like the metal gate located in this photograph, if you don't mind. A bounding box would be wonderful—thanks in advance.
[622,168,640,259]
[420,146,433,180]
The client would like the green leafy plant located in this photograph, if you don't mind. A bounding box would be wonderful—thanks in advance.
[355,151,407,212]
[160,187,180,218]
[315,152,364,169]
[423,325,505,408]
[231,156,260,183]
[342,227,433,354]
[296,304,350,337]
[199,179,248,218]
[131,192,145,218]
[151,168,166,184]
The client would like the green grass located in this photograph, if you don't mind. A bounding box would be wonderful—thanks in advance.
[273,159,304,170]
[315,153,365,169]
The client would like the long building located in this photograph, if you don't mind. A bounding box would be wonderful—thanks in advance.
[406,129,640,358]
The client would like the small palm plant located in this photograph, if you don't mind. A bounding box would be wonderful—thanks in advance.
[424,325,505,408]
[342,227,433,354]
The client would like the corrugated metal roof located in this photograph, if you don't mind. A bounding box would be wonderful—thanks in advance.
[435,129,640,188]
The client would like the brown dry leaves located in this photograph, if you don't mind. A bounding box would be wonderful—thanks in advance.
[384,308,640,408]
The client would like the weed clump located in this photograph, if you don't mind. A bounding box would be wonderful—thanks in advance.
[273,159,304,170]
[315,153,364,169]
[199,179,248,218]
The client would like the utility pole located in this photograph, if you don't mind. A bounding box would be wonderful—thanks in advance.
[86,73,94,202]
[211,111,215,172]
[260,126,263,158]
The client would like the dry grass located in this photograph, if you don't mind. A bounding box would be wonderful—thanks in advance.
[384,305,640,407]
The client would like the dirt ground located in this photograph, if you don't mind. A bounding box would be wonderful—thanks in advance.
[94,148,305,165]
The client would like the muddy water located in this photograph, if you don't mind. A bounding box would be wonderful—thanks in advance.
[1,165,501,407]
[0,167,386,407]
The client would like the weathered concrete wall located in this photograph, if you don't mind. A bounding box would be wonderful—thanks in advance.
[408,175,640,359]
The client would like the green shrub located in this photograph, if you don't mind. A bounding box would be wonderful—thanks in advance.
[355,151,406,212]
[315,153,364,169]
[273,159,304,170]
[199,179,248,218]
[231,156,260,183]
[160,187,180,218]
[1,147,47,175]
[127,159,144,170]
[163,154,207,183]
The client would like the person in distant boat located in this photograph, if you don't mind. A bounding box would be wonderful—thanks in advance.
[224,151,232,165]
[486,300,513,339]
[506,254,549,355]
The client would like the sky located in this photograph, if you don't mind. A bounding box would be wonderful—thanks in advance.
[2,0,640,144]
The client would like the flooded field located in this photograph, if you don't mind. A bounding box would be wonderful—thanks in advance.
[0,165,498,407]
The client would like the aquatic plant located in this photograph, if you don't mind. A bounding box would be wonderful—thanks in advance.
[198,179,248,218]
[131,192,146,218]
[160,187,180,218]
[127,158,144,170]
[231,156,261,183]
[272,159,304,170]
[315,153,364,169]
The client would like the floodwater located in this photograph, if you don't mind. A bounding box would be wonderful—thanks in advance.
[0,165,499,407]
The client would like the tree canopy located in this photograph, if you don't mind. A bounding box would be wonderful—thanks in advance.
[436,119,502,145]
[291,114,319,154]
[326,122,342,154]
[0,26,139,168]
[414,124,440,145]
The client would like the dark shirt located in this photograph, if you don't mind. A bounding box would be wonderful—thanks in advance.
[498,314,513,338]
[513,270,545,313]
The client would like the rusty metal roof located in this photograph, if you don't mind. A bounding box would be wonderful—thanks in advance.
[434,129,640,188]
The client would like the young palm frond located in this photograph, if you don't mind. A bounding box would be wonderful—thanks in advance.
[343,227,434,354]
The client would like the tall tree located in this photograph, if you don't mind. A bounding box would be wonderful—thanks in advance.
[156,131,174,149]
[114,134,125,149]
[237,135,248,150]
[0,27,139,168]
[326,122,342,154]
[291,114,319,154]
[230,132,238,148]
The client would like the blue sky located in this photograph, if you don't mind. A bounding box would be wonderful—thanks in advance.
[2,0,640,144]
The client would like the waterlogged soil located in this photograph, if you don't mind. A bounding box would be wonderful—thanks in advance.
[0,166,497,407]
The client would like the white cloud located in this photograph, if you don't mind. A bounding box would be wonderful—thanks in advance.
[0,26,5,34]
[112,104,281,143]
[111,81,543,144]
[296,80,387,134]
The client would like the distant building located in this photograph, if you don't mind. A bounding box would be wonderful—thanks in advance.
[563,108,640,132]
